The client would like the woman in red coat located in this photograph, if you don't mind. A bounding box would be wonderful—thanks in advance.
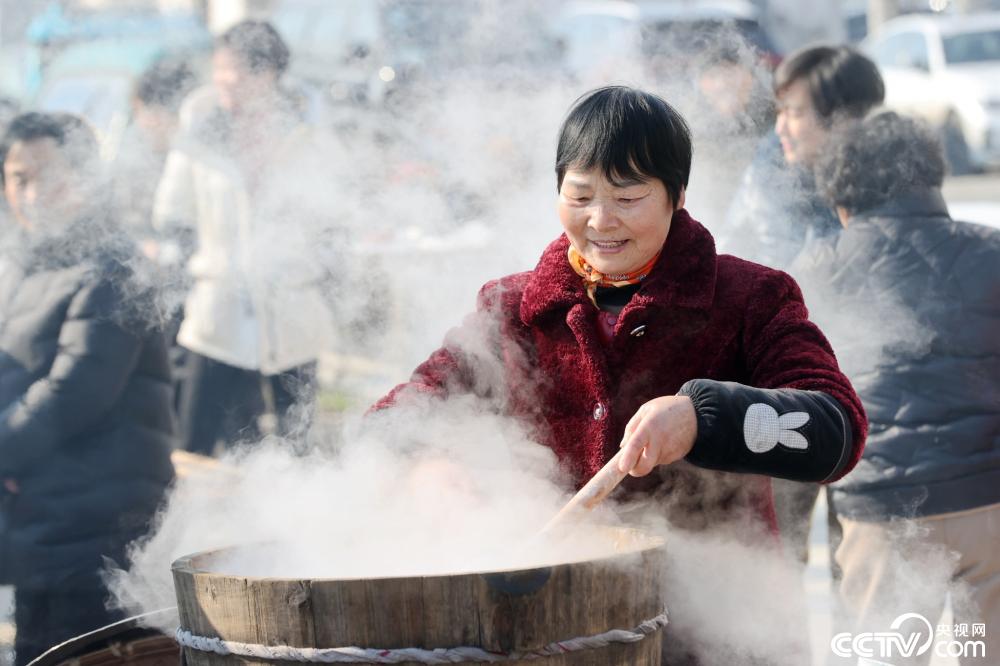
[376,86,866,537]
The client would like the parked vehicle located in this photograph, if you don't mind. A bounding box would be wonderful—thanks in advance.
[638,0,782,69]
[551,0,642,78]
[841,0,869,42]
[28,7,210,159]
[553,0,781,84]
[863,12,1000,173]
[271,0,385,109]
[948,200,1000,230]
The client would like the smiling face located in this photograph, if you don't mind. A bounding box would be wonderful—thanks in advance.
[775,78,829,166]
[558,168,682,276]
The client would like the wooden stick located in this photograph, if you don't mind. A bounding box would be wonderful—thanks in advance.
[540,449,630,535]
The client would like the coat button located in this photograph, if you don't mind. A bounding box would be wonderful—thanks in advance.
[630,324,647,337]
[593,402,606,420]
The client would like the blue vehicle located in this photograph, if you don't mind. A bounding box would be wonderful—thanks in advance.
[26,5,211,156]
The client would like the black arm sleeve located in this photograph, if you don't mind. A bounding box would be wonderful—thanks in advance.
[678,378,852,483]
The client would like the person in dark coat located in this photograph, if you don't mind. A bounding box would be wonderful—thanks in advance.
[802,111,1000,662]
[0,112,175,665]
[375,87,868,664]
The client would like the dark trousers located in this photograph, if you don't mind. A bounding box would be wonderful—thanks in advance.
[178,353,316,455]
[14,580,122,666]
[771,478,843,579]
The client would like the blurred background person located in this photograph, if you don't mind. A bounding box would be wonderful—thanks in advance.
[111,59,197,242]
[110,59,198,412]
[806,110,1000,664]
[0,97,21,229]
[718,44,885,270]
[0,112,174,665]
[686,43,774,226]
[0,99,19,658]
[154,20,338,456]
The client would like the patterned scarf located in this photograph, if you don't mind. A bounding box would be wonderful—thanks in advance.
[568,244,661,307]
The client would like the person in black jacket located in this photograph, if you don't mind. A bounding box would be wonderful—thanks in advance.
[0,113,175,665]
[805,111,1000,661]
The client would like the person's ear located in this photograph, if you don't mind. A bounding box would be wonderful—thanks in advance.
[675,186,686,211]
[836,206,850,228]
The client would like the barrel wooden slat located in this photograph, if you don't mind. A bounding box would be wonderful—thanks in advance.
[476,549,661,653]
[173,528,666,665]
[371,576,427,649]
[418,572,481,646]
[174,570,253,666]
[247,578,317,649]
[309,576,428,649]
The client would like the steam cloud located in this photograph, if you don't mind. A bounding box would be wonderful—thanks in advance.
[109,396,641,632]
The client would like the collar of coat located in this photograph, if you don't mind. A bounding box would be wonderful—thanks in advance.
[18,212,123,272]
[520,208,718,325]
[850,187,950,224]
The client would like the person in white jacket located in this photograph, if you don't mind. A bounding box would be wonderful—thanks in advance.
[154,20,338,454]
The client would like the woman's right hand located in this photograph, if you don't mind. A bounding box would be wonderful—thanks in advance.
[618,395,698,477]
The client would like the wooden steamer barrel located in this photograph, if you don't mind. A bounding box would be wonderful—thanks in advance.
[172,528,666,665]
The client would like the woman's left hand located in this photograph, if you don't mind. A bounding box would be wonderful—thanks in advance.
[617,396,698,477]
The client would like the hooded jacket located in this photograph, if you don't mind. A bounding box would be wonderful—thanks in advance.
[796,189,1000,520]
[376,210,866,532]
[0,221,175,587]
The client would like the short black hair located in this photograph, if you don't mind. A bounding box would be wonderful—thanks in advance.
[134,60,196,113]
[0,112,99,185]
[774,45,884,121]
[815,111,945,214]
[217,20,290,75]
[556,86,691,206]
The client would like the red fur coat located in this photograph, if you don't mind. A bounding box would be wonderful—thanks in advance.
[376,210,866,532]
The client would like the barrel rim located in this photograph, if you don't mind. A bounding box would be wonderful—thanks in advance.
[170,526,666,583]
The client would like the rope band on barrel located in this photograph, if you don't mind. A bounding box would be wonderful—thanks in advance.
[175,611,668,663]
